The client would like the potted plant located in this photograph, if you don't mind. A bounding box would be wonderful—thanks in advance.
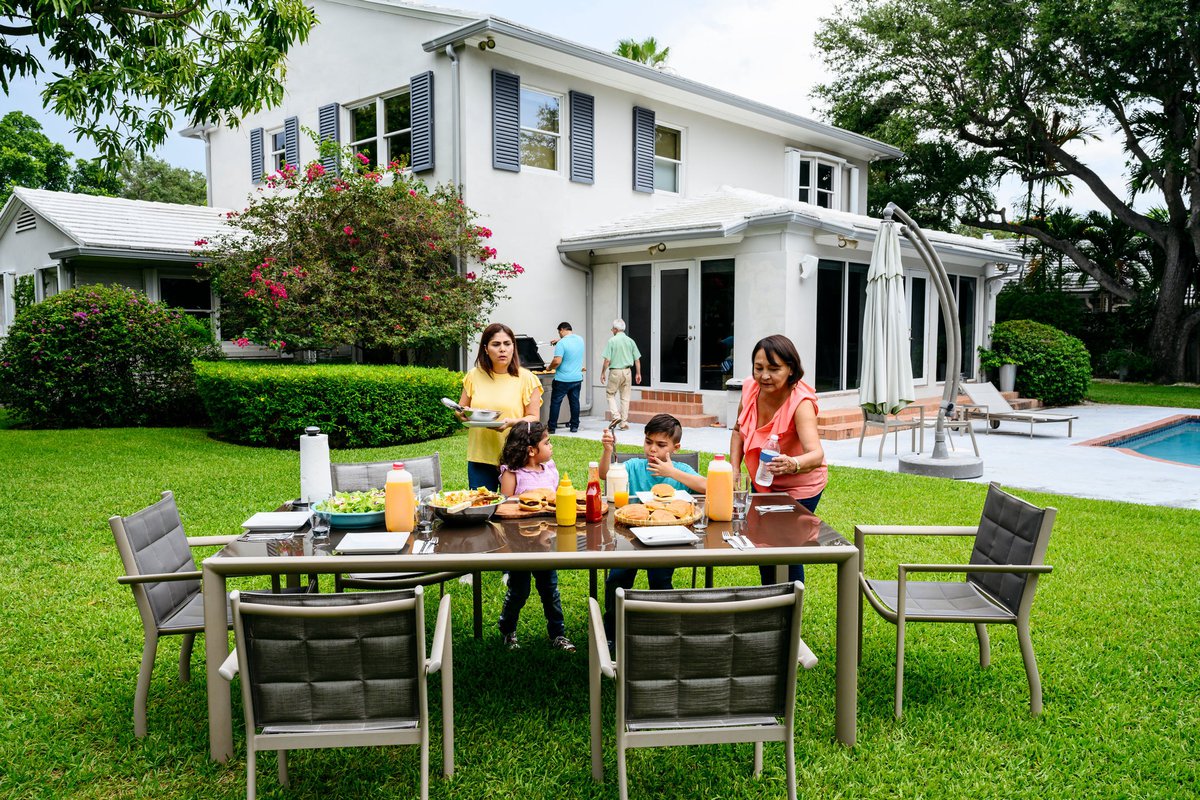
[978,346,1018,392]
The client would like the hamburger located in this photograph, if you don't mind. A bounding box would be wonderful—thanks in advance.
[620,504,650,522]
[518,491,548,512]
[651,483,676,501]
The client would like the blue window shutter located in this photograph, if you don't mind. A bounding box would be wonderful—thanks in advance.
[284,116,300,168]
[317,103,341,175]
[492,69,520,172]
[569,91,595,184]
[410,71,435,173]
[632,106,655,193]
[249,127,264,182]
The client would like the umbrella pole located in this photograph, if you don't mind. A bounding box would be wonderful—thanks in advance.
[885,204,983,478]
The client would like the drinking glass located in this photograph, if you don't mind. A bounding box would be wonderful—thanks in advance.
[613,489,629,508]
[417,491,436,534]
[691,496,708,531]
[310,511,331,543]
[732,475,750,521]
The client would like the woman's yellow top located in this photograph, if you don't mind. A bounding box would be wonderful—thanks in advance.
[462,366,542,465]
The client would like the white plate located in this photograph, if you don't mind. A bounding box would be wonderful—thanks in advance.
[334,532,411,554]
[241,511,311,531]
[635,489,694,505]
[462,419,506,429]
[629,526,699,546]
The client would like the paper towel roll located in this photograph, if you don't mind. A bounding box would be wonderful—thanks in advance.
[299,426,333,504]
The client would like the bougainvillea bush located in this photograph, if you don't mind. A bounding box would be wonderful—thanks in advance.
[0,284,222,427]
[201,142,522,354]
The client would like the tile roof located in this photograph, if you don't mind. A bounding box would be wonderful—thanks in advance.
[7,187,233,255]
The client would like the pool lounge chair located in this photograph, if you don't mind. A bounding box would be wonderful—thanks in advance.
[960,381,1077,438]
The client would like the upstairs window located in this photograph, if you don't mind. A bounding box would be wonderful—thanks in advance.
[268,130,287,172]
[520,87,561,171]
[654,125,682,193]
[787,149,848,210]
[349,92,412,167]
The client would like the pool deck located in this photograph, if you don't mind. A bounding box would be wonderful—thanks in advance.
[554,402,1200,511]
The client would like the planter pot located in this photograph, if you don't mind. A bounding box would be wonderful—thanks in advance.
[999,363,1017,393]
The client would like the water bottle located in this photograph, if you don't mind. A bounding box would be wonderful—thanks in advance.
[755,434,781,488]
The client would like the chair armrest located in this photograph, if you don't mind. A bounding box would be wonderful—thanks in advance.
[218,649,239,681]
[797,639,818,671]
[899,563,1053,577]
[427,593,453,675]
[187,535,238,548]
[854,524,978,556]
[117,570,202,585]
[587,598,615,679]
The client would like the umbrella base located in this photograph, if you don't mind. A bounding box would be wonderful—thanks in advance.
[897,453,983,480]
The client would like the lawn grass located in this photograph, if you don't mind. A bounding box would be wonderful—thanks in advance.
[0,425,1197,798]
[1088,379,1200,408]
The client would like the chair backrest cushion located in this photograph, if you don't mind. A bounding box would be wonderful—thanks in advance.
[613,450,700,470]
[331,454,442,494]
[961,381,1015,414]
[112,492,199,627]
[621,584,796,723]
[969,484,1052,613]
[237,590,421,726]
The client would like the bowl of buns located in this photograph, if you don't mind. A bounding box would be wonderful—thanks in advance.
[614,483,697,527]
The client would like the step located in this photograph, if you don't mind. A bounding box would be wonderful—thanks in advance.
[629,398,705,414]
[638,390,705,403]
[626,410,721,428]
[815,421,863,441]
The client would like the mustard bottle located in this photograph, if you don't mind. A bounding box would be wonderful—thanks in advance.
[555,473,577,527]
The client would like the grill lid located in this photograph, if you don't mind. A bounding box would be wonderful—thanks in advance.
[513,335,546,370]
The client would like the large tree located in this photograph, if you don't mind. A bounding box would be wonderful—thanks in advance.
[614,36,671,68]
[117,152,206,205]
[816,0,1200,379]
[0,0,317,164]
[0,110,120,204]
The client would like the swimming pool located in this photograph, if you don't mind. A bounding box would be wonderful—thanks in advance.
[1095,415,1200,467]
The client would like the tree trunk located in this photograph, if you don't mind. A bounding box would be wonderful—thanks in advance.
[1148,235,1196,382]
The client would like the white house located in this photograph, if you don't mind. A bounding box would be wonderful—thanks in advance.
[0,0,1021,424]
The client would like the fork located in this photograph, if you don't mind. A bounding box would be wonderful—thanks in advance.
[721,532,744,550]
[607,417,623,432]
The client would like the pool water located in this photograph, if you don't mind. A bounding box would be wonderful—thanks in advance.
[1107,419,1200,466]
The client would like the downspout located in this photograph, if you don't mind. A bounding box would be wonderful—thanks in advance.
[199,129,213,208]
[559,252,595,412]
[445,44,462,193]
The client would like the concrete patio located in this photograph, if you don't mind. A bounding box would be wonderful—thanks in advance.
[553,402,1200,511]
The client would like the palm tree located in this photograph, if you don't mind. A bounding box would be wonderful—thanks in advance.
[614,36,671,68]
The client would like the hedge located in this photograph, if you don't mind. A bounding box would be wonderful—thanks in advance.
[194,362,463,448]
[985,320,1091,407]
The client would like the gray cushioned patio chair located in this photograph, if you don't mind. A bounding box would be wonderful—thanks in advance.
[587,583,818,800]
[856,482,1056,717]
[330,455,484,638]
[961,380,1077,437]
[606,450,706,591]
[109,490,237,738]
[219,587,454,800]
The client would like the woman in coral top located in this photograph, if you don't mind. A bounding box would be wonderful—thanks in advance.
[730,334,828,585]
[457,322,543,491]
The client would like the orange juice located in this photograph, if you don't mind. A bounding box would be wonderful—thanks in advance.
[706,454,733,521]
[385,462,415,533]
[613,490,629,508]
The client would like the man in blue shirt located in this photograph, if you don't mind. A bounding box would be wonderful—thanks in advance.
[547,321,585,433]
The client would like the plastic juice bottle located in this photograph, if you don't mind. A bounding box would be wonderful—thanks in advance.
[755,434,781,488]
[555,474,578,527]
[385,462,415,533]
[608,461,629,508]
[585,461,604,522]
[707,454,733,521]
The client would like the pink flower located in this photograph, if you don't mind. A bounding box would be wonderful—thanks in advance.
[481,246,497,261]
[194,238,209,246]
[422,294,431,301]
[350,265,359,273]
[364,171,381,183]
[476,226,492,239]
[305,163,326,182]
[356,152,370,165]
[465,271,476,281]
[243,289,256,298]
[513,263,524,274]
[408,189,418,197]
[234,337,250,348]
[343,225,354,236]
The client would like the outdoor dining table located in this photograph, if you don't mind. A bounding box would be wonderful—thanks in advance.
[202,492,861,761]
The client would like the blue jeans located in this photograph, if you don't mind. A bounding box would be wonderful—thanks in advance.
[603,567,675,639]
[498,570,565,638]
[758,491,823,586]
[467,461,500,491]
[547,379,582,432]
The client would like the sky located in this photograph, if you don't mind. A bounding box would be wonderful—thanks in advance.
[4,0,1138,214]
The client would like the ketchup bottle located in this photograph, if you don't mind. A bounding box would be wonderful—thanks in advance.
[585,461,604,522]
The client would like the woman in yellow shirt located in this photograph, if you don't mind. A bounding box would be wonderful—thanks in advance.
[457,322,543,490]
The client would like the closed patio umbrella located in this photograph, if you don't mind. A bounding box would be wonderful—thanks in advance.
[859,220,915,415]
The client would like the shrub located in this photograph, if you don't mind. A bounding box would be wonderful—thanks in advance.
[985,320,1091,407]
[194,362,463,448]
[0,284,221,427]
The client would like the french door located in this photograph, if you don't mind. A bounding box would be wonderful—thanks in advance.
[621,260,699,390]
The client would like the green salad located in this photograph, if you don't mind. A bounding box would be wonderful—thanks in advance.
[315,490,386,514]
